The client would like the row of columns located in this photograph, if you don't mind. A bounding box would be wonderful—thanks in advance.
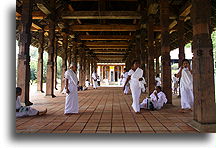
[17,0,94,103]
[125,0,216,125]
[17,0,215,125]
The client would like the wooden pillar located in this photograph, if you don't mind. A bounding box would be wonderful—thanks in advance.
[86,56,90,81]
[61,33,68,91]
[192,0,216,124]
[140,28,147,72]
[54,39,58,90]
[46,0,56,97]
[68,47,72,65]
[17,0,33,104]
[135,32,141,60]
[71,45,77,65]
[160,0,172,104]
[147,15,155,94]
[178,18,185,67]
[37,30,44,93]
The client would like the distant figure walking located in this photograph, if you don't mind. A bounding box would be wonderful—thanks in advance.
[172,74,179,94]
[92,70,98,89]
[121,68,129,95]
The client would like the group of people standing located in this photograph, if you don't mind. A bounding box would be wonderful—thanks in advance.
[121,59,194,113]
[16,59,194,118]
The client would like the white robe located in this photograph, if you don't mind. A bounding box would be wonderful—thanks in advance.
[155,77,161,86]
[64,69,79,114]
[128,67,143,112]
[140,91,167,110]
[16,96,38,118]
[92,72,98,88]
[139,77,146,92]
[179,68,194,109]
[122,72,129,94]
[85,81,90,88]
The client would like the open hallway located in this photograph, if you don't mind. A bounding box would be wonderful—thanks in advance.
[16,87,198,133]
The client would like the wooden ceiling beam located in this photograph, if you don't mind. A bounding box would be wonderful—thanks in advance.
[70,0,137,1]
[71,25,138,31]
[62,11,141,19]
[80,35,132,40]
[85,41,129,46]
[89,46,128,49]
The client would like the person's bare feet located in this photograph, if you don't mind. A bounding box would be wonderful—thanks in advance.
[38,109,47,116]
[178,109,186,113]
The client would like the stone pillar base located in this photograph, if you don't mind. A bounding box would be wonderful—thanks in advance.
[188,120,216,133]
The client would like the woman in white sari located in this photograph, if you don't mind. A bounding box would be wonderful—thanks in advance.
[176,59,194,113]
[64,63,79,115]
[123,60,144,113]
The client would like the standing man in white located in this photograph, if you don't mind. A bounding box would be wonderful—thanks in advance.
[176,59,194,113]
[64,63,79,115]
[92,70,98,89]
[121,68,129,95]
[123,60,144,113]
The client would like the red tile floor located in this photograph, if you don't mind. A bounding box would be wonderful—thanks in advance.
[16,87,198,133]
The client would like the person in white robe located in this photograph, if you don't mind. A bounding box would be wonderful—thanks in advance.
[139,76,147,93]
[16,87,47,118]
[84,79,90,90]
[140,86,167,110]
[121,68,129,94]
[155,74,161,86]
[172,74,179,94]
[176,59,194,112]
[92,71,98,89]
[123,60,144,113]
[64,63,79,114]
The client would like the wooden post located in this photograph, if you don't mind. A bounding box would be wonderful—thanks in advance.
[54,39,58,90]
[68,47,72,65]
[135,32,141,60]
[160,0,172,104]
[147,15,155,94]
[178,18,185,67]
[61,33,68,92]
[46,0,56,97]
[37,30,44,93]
[86,56,91,81]
[192,0,216,124]
[17,0,33,105]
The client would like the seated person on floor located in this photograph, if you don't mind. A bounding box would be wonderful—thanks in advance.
[16,87,47,118]
[140,86,167,110]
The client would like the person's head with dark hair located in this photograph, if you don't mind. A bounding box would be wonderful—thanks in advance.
[16,87,22,97]
[86,79,89,81]
[156,74,160,78]
[174,74,177,77]
[131,60,140,70]
[123,68,127,73]
[182,59,190,68]
[155,86,162,93]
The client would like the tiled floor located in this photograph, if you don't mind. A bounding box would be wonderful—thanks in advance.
[16,87,198,133]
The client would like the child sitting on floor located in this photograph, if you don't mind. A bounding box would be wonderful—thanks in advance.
[16,87,47,118]
[140,86,167,110]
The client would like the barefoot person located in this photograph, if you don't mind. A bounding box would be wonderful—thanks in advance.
[176,59,194,112]
[64,63,79,115]
[121,68,129,95]
[123,60,143,113]
[16,87,47,118]
[140,86,167,110]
